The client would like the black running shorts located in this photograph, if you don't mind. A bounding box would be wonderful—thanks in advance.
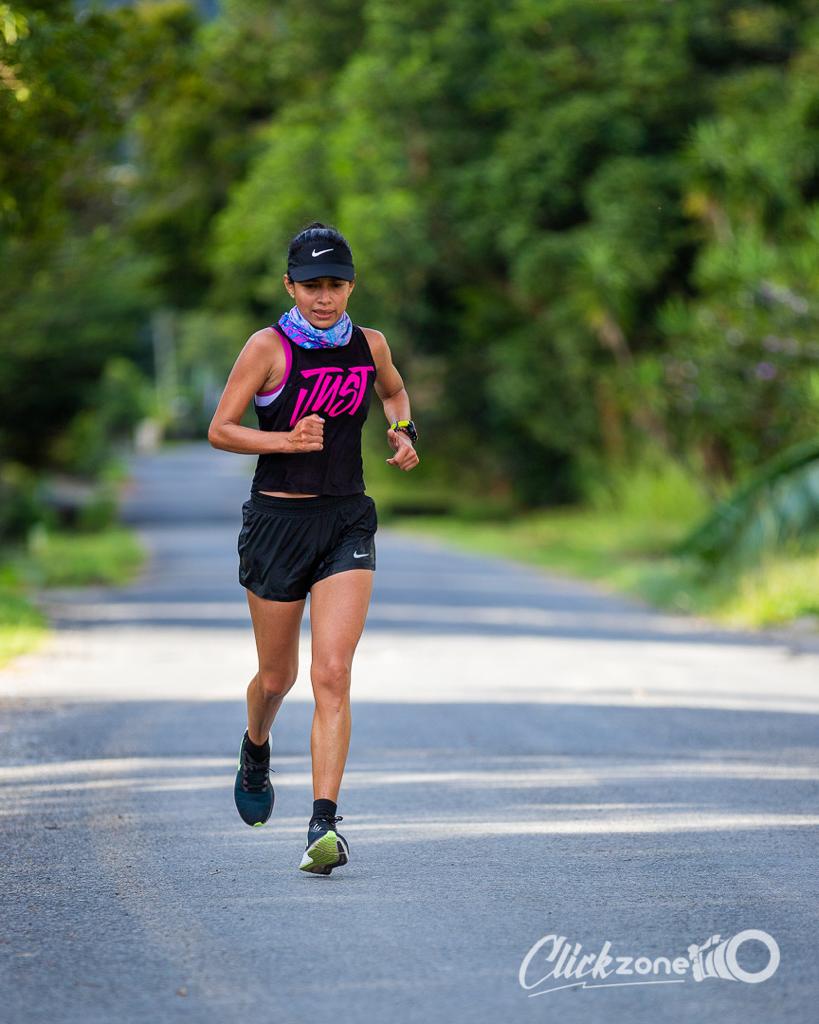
[238,491,377,602]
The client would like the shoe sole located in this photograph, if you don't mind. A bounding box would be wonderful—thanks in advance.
[299,831,350,874]
[234,735,274,827]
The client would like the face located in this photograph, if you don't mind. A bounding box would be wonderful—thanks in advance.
[284,274,355,328]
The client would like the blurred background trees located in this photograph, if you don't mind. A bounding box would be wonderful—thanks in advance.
[2,0,818,557]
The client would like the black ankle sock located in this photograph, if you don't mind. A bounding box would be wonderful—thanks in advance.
[311,798,337,821]
[245,731,270,762]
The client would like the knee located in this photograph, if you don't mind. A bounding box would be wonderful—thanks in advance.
[311,660,351,711]
[256,667,296,701]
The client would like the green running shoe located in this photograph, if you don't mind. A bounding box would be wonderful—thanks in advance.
[234,730,275,827]
[299,814,349,875]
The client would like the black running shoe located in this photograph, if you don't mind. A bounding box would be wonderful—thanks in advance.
[234,730,275,827]
[298,814,349,875]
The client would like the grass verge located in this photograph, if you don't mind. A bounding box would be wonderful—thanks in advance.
[385,507,819,631]
[0,525,147,669]
[367,441,818,632]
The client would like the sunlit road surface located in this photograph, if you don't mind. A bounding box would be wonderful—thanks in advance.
[1,442,817,1024]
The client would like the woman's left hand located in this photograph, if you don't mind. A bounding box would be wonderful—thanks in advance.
[386,428,420,471]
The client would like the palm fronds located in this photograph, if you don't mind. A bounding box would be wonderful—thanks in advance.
[671,436,819,565]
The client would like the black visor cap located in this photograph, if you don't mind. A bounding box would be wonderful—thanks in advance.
[288,239,355,282]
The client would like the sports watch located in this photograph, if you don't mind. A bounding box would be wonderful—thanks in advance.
[390,419,418,443]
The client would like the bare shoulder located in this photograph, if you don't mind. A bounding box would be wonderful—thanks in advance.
[240,326,287,390]
[249,325,285,354]
[361,326,405,396]
[360,326,389,360]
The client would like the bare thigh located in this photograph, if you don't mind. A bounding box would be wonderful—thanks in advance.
[246,589,306,692]
[309,569,374,694]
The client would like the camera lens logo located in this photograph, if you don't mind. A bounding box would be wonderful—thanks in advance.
[688,929,780,984]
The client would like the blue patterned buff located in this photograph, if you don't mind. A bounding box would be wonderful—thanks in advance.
[278,304,353,349]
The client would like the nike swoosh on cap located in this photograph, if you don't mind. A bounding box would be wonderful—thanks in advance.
[312,248,333,257]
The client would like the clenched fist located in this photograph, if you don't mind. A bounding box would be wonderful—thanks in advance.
[287,414,324,452]
[386,427,420,471]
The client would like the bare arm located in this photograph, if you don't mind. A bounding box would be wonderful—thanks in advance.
[366,327,412,423]
[207,330,323,455]
[364,327,420,472]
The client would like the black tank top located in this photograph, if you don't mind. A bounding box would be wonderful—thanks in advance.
[250,323,377,495]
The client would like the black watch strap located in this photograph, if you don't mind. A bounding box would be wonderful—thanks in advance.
[390,419,418,443]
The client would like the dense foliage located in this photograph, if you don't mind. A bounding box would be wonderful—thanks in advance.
[2,0,818,517]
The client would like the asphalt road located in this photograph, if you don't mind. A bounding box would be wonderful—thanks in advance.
[1,442,817,1024]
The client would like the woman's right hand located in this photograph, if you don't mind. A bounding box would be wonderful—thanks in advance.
[286,414,324,452]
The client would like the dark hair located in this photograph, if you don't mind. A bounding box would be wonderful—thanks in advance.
[285,221,354,280]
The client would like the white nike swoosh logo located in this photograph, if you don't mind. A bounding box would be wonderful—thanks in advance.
[353,551,369,558]
[312,248,333,257]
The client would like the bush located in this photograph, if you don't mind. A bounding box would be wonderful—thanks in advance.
[0,462,55,544]
[578,442,714,526]
[47,357,154,477]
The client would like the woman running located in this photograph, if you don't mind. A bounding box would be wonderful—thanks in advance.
[208,221,419,875]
